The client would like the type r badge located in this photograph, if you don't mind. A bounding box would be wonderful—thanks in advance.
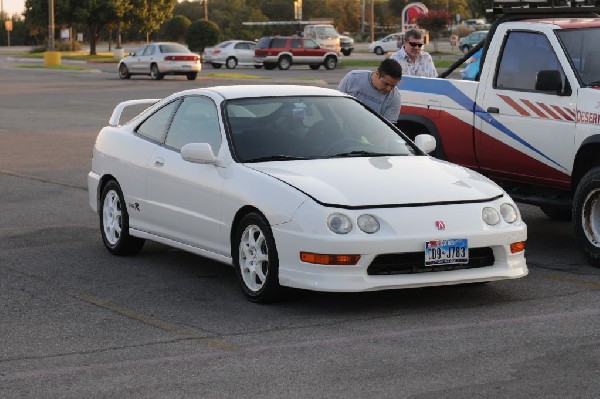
[435,221,445,230]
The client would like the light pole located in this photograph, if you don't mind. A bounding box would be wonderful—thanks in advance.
[204,0,208,20]
[48,0,55,51]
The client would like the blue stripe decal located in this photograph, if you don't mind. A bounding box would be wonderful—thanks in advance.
[400,77,566,171]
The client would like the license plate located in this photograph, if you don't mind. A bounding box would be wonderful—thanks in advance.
[425,238,468,266]
[181,65,191,70]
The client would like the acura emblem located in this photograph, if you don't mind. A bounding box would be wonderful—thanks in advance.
[435,221,445,230]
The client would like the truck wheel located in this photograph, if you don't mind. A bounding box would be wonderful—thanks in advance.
[573,166,600,266]
[324,56,337,70]
[278,56,291,70]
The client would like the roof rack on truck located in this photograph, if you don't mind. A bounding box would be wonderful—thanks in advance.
[491,0,600,15]
[440,0,600,78]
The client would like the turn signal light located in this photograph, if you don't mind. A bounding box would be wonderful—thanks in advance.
[300,252,360,265]
[510,241,526,253]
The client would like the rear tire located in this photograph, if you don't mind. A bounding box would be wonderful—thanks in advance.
[573,166,600,266]
[150,64,164,80]
[100,180,145,256]
[375,47,384,55]
[232,212,285,302]
[186,72,198,80]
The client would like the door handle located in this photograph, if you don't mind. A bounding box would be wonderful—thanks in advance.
[487,107,499,113]
[154,158,165,167]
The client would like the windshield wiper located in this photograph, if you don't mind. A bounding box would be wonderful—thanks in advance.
[330,151,398,158]
[244,155,310,163]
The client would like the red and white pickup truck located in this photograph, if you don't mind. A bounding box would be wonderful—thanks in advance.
[396,0,600,265]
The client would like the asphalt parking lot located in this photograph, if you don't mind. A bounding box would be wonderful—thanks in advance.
[0,54,599,398]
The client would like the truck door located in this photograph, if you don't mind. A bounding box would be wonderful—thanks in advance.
[476,30,574,188]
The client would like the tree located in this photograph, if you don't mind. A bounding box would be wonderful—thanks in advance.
[416,9,451,51]
[71,0,122,55]
[164,15,191,42]
[185,19,220,53]
[128,0,178,43]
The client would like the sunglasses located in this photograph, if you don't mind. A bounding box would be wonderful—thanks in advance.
[408,42,424,48]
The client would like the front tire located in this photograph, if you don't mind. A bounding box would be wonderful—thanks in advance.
[324,56,337,70]
[573,167,600,266]
[118,63,131,79]
[186,72,198,80]
[375,47,384,55]
[278,56,291,70]
[226,57,238,69]
[100,180,145,256]
[233,212,283,302]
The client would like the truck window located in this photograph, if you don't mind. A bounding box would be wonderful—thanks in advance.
[495,31,564,92]
[557,27,600,86]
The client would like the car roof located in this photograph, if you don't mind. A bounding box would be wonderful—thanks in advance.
[172,85,346,101]
[522,17,600,29]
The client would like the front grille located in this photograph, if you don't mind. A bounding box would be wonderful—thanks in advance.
[367,247,494,275]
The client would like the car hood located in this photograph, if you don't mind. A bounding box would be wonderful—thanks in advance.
[248,156,504,207]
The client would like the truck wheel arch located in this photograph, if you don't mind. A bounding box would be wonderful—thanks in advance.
[396,115,447,160]
[572,135,600,190]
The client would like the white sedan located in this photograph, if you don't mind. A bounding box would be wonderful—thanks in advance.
[88,85,527,302]
[202,40,262,69]
[368,32,404,55]
[117,42,201,80]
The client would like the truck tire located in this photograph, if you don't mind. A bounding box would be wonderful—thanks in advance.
[278,56,291,70]
[324,56,337,70]
[573,166,600,266]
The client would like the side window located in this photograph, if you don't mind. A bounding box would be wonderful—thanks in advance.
[495,31,564,92]
[235,43,249,50]
[133,45,146,56]
[271,38,287,48]
[165,96,222,154]
[143,45,155,56]
[304,39,319,49]
[291,39,302,49]
[136,101,179,142]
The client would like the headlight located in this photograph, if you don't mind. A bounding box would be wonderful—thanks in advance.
[500,203,518,223]
[357,214,380,234]
[482,207,500,225]
[327,213,352,234]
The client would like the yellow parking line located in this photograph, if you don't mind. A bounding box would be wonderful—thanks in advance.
[2,266,237,350]
[543,273,600,289]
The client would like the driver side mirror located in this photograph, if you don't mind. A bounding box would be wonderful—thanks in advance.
[181,143,217,164]
[414,134,436,154]
[535,70,563,95]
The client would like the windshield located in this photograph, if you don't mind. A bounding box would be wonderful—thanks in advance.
[556,27,600,86]
[159,43,191,53]
[316,26,339,38]
[225,96,417,162]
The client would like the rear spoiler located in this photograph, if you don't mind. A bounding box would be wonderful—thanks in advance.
[109,99,160,127]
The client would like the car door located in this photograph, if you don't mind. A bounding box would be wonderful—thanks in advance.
[476,30,575,187]
[235,42,254,64]
[139,44,157,73]
[302,39,322,63]
[129,44,147,73]
[144,95,227,253]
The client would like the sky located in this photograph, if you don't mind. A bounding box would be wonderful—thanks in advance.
[2,0,25,17]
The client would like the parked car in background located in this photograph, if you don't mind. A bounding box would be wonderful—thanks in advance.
[340,35,355,56]
[254,36,339,70]
[368,32,403,55]
[118,42,201,80]
[459,31,488,53]
[303,24,341,52]
[88,85,528,302]
[460,48,482,80]
[202,40,262,69]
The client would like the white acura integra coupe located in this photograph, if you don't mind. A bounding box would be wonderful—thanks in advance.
[88,85,527,302]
